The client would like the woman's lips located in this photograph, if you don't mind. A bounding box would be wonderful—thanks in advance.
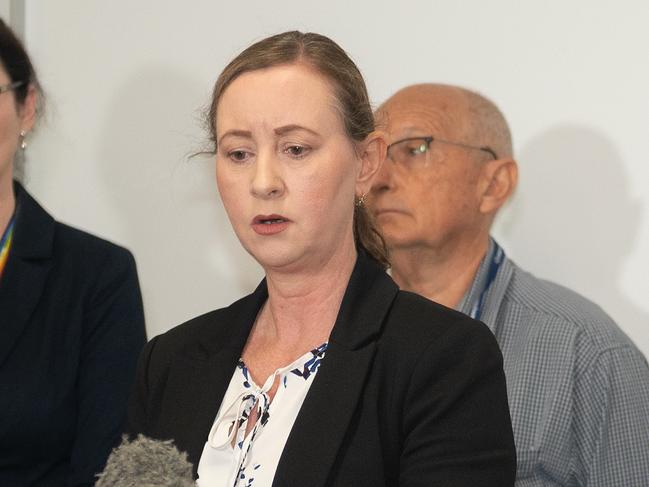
[251,214,291,235]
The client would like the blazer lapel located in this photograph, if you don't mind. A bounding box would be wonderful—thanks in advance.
[274,252,399,487]
[163,281,268,475]
[0,183,54,368]
[167,349,245,474]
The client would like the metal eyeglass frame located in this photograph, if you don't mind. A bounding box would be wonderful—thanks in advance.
[0,80,26,94]
[387,135,498,163]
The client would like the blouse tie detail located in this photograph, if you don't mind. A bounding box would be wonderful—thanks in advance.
[197,343,328,487]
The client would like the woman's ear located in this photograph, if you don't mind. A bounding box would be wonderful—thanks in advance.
[19,84,38,133]
[356,130,387,196]
[478,157,518,214]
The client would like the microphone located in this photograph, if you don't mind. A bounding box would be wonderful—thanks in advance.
[96,434,195,486]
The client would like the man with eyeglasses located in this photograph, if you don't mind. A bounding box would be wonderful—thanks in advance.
[368,83,649,485]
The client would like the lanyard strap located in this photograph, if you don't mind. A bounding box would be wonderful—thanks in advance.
[0,215,16,277]
[468,242,505,321]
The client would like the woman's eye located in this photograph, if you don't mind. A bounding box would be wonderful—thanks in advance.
[285,145,309,158]
[228,150,250,162]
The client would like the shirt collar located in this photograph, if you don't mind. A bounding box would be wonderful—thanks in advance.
[457,237,496,315]
[457,237,516,336]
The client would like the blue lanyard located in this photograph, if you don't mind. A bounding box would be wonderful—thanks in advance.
[468,242,505,320]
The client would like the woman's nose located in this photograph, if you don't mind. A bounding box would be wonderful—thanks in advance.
[251,151,285,199]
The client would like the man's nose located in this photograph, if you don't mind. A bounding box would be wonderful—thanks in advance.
[370,153,396,195]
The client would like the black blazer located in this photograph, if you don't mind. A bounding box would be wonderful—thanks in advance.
[128,251,516,486]
[0,182,147,486]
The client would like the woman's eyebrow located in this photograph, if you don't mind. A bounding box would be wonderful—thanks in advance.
[218,129,252,146]
[274,124,320,137]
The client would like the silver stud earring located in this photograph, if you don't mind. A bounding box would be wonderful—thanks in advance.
[356,193,367,207]
[20,130,27,150]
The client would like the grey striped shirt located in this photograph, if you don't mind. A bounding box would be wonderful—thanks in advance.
[459,239,649,486]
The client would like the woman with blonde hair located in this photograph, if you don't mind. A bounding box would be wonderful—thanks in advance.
[127,31,515,486]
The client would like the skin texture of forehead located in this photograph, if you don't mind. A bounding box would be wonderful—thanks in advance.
[378,83,513,159]
[217,62,343,139]
[377,84,473,140]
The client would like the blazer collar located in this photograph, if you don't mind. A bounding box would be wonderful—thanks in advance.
[328,249,398,350]
[11,181,55,259]
[182,248,398,361]
[275,251,399,486]
[166,281,268,469]
[176,251,400,483]
[0,181,55,367]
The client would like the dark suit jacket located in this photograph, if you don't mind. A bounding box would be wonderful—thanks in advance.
[0,182,147,486]
[128,251,516,486]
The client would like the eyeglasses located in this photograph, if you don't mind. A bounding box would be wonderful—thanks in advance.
[386,136,498,168]
[0,80,26,95]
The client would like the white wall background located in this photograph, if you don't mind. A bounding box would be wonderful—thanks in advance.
[17,1,649,355]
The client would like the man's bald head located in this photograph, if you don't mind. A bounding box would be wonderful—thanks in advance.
[369,83,518,256]
[378,83,513,160]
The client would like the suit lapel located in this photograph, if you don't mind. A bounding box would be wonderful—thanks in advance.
[0,183,54,368]
[166,349,244,474]
[274,252,399,487]
[163,281,268,475]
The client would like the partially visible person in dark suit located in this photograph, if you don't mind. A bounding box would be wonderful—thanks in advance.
[0,18,147,486]
[127,31,516,486]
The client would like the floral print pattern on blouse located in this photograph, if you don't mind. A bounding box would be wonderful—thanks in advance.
[197,343,328,487]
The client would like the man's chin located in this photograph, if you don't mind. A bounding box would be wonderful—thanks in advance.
[382,233,416,251]
[375,221,410,242]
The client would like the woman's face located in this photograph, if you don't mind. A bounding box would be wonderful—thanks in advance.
[0,65,35,187]
[215,63,367,272]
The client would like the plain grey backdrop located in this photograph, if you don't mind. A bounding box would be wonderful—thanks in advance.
[8,0,648,355]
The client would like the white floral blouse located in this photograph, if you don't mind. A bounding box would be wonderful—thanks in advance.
[197,343,328,486]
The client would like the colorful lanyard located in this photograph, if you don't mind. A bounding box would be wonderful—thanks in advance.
[0,215,16,278]
[468,242,505,321]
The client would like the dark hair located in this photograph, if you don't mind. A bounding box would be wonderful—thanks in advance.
[0,18,39,105]
[208,31,389,268]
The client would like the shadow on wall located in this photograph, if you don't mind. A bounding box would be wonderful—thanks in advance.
[94,67,262,338]
[499,124,648,346]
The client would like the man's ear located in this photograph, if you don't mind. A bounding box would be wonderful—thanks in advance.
[478,157,518,214]
[356,130,387,196]
[19,84,38,133]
